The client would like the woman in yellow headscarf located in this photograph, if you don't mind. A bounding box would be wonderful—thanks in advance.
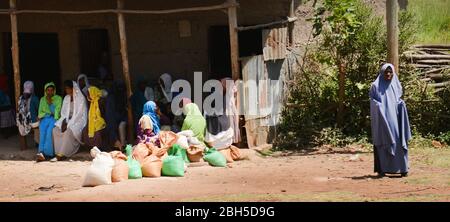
[88,86,106,137]
[82,86,107,149]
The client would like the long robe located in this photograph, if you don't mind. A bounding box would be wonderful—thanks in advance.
[53,82,88,157]
[370,63,411,174]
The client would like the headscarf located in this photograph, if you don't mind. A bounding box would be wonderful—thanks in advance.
[23,81,34,95]
[182,103,206,142]
[16,81,33,136]
[143,101,160,135]
[55,82,88,142]
[38,82,62,120]
[370,63,411,155]
[77,74,90,97]
[159,73,173,103]
[88,86,106,138]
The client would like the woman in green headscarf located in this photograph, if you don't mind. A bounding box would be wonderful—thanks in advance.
[181,102,206,144]
[36,82,62,162]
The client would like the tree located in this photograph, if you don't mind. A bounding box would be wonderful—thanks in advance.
[311,0,361,127]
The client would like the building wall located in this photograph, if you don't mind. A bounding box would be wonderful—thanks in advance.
[0,0,292,87]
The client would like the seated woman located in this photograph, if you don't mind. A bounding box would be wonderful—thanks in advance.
[136,101,161,145]
[36,82,62,162]
[82,86,107,150]
[52,81,87,161]
[17,81,40,147]
[204,91,242,163]
[77,74,90,98]
[181,101,206,146]
[0,89,16,139]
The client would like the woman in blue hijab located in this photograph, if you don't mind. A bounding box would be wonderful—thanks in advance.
[142,101,161,135]
[370,63,411,177]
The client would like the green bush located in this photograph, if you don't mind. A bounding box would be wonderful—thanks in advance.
[275,0,449,149]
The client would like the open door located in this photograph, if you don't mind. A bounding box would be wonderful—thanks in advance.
[2,32,61,99]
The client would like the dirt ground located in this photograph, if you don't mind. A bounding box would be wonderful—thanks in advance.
[0,135,449,202]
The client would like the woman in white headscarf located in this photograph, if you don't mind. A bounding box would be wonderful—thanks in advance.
[77,74,90,98]
[16,81,40,144]
[52,80,88,160]
[159,73,173,104]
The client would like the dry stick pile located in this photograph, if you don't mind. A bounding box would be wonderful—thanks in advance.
[403,44,450,93]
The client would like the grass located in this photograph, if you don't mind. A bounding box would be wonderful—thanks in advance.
[409,136,450,169]
[409,0,450,43]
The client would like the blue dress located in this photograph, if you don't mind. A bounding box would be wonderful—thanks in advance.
[39,104,56,157]
[370,64,411,174]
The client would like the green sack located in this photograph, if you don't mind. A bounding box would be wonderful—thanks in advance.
[203,148,227,167]
[162,156,185,177]
[125,144,133,157]
[127,156,143,179]
[168,144,190,163]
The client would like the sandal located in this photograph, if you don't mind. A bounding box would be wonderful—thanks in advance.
[36,153,45,162]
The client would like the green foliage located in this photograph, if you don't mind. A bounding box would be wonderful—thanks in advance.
[276,0,449,150]
[409,0,450,43]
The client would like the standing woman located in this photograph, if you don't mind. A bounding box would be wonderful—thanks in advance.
[130,77,147,128]
[36,82,62,162]
[16,81,40,146]
[52,81,87,161]
[370,63,411,177]
[105,81,128,149]
[82,86,107,149]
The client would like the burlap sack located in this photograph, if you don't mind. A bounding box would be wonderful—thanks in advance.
[187,145,204,162]
[132,143,150,165]
[159,131,179,149]
[110,151,129,182]
[219,149,234,163]
[219,147,242,163]
[230,146,242,160]
[141,155,163,178]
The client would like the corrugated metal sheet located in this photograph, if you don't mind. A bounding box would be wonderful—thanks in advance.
[242,55,267,148]
[262,26,288,61]
[241,51,297,147]
[242,55,264,119]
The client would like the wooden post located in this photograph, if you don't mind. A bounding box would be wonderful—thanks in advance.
[117,0,134,144]
[227,0,240,80]
[9,0,26,150]
[337,62,345,127]
[387,0,399,72]
[288,0,295,46]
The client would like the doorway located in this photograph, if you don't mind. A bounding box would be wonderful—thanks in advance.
[78,29,112,81]
[2,32,61,99]
[208,26,262,80]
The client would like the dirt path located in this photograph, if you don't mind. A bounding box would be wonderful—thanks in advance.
[0,147,449,202]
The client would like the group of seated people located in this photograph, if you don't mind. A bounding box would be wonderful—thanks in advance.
[16,73,241,162]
